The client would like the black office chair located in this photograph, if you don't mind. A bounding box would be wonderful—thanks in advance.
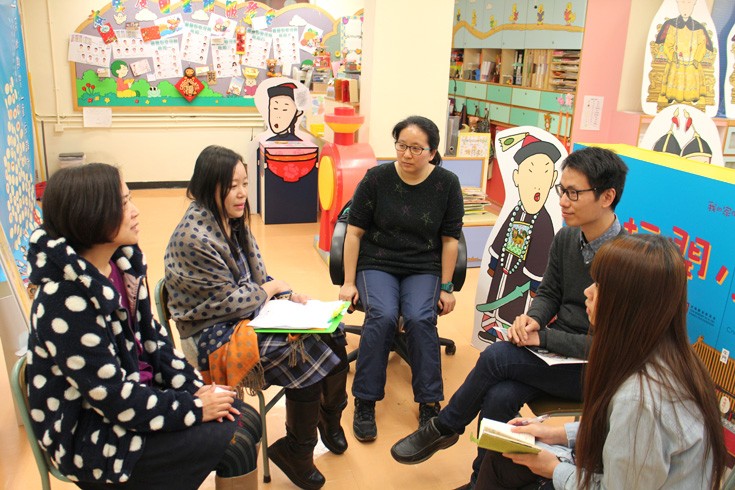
[328,201,467,363]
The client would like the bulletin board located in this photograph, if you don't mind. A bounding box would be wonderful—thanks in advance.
[70,1,363,110]
[0,0,39,336]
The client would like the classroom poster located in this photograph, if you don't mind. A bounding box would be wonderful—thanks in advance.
[0,0,38,324]
[588,144,735,353]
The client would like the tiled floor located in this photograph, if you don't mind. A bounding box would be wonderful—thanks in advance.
[0,188,546,489]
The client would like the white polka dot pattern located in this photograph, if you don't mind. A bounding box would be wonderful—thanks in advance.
[25,232,206,483]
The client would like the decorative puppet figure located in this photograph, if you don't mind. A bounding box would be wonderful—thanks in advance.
[642,0,719,116]
[641,103,724,166]
[243,67,259,96]
[657,0,713,104]
[266,58,279,77]
[266,82,304,141]
[472,128,565,349]
[110,60,136,97]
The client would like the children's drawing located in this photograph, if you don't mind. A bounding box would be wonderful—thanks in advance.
[110,60,137,97]
[640,104,724,166]
[472,127,565,351]
[641,0,719,117]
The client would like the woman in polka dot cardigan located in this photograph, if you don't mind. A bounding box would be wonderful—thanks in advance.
[164,145,349,490]
[25,163,262,489]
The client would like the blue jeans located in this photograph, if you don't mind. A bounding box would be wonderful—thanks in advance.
[437,341,584,483]
[352,270,443,403]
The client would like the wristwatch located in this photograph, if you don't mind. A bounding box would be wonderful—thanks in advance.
[440,282,454,293]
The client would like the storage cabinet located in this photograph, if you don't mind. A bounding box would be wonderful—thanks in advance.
[450,79,574,138]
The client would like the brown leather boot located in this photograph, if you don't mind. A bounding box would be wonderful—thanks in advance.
[215,467,258,490]
[268,398,325,489]
[317,367,349,454]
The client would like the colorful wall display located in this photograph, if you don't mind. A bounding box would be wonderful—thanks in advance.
[69,1,361,110]
[596,143,735,353]
[641,0,719,117]
[0,1,40,355]
[472,127,566,350]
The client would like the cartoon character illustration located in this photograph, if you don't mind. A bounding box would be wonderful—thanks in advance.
[266,58,279,77]
[564,2,576,25]
[654,0,714,107]
[537,4,545,24]
[266,82,304,141]
[509,4,519,23]
[642,103,724,165]
[475,131,563,345]
[147,85,161,98]
[110,60,136,97]
[90,10,104,28]
[243,67,259,96]
[489,15,497,30]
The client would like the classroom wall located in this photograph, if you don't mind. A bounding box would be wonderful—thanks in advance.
[21,0,365,192]
[359,0,454,155]
[572,0,717,147]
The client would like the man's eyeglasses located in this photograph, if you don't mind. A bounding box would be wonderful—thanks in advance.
[555,184,597,201]
[395,142,430,156]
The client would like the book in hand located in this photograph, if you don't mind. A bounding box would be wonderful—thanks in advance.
[470,418,541,454]
[249,300,350,333]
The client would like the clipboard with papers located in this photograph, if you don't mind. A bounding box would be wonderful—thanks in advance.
[249,299,350,334]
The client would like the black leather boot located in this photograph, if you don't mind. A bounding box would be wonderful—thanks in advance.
[317,367,349,454]
[268,398,326,489]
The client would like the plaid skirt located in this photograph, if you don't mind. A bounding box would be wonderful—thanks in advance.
[184,322,346,390]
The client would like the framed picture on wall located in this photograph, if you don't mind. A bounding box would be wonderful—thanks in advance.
[457,132,493,180]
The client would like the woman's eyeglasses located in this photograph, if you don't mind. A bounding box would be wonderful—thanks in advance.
[395,142,430,156]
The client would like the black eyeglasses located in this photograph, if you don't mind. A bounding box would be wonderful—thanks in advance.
[395,142,430,156]
[555,184,597,201]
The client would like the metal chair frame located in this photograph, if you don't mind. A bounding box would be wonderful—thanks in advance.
[154,279,285,484]
[10,356,72,490]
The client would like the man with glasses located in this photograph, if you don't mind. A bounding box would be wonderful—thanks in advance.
[391,146,628,490]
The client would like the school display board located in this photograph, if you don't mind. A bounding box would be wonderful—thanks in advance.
[584,143,735,353]
[70,1,362,110]
[0,0,38,309]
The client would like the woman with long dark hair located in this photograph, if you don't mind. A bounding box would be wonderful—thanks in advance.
[165,145,348,490]
[26,163,261,489]
[478,234,725,489]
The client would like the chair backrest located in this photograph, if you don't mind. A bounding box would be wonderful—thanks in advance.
[10,356,71,490]
[154,278,175,343]
[329,200,467,291]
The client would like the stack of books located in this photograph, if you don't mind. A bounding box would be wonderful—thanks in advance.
[462,187,490,215]
[549,50,580,93]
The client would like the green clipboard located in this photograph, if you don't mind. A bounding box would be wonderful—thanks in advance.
[251,314,343,334]
[251,302,349,334]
